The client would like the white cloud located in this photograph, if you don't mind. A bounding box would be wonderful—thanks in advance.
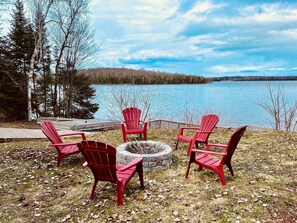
[208,65,263,73]
[208,62,289,74]
[239,3,297,23]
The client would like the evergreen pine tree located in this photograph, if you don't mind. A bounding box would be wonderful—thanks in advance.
[0,35,11,118]
[4,0,35,120]
[60,71,99,119]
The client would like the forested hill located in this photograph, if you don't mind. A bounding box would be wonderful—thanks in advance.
[79,68,209,84]
[210,75,297,82]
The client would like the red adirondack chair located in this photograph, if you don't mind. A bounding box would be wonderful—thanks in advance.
[77,140,144,206]
[121,107,147,142]
[175,114,219,155]
[41,121,86,166]
[185,126,247,185]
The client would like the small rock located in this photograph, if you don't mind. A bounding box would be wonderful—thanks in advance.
[183,216,189,221]
[111,214,118,218]
[173,210,179,216]
[61,214,71,222]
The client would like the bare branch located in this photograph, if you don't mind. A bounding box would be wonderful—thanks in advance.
[258,82,297,131]
[105,87,151,121]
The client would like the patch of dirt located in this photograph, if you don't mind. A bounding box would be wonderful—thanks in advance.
[0,120,40,129]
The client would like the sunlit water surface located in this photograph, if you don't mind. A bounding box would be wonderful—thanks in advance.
[92,81,297,128]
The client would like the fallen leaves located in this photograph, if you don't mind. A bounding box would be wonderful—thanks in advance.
[0,129,296,222]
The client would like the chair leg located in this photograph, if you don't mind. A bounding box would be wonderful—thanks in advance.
[143,131,147,141]
[216,169,226,186]
[225,162,234,176]
[90,179,99,200]
[195,141,199,148]
[57,155,63,167]
[122,133,127,143]
[175,139,179,150]
[121,125,127,142]
[197,166,203,172]
[136,163,144,189]
[117,182,125,206]
[185,153,195,179]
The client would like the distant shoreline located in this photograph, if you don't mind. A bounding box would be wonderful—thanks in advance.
[209,75,297,82]
[80,67,297,84]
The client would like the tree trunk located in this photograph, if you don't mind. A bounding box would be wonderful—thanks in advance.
[27,0,53,121]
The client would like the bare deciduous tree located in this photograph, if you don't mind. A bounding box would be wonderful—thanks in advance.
[105,87,151,121]
[258,82,297,131]
[62,19,98,117]
[50,0,92,116]
[180,102,214,125]
[26,0,54,121]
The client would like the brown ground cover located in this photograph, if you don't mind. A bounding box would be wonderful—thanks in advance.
[0,124,296,222]
[0,120,40,129]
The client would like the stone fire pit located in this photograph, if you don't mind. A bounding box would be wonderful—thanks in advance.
[116,141,172,172]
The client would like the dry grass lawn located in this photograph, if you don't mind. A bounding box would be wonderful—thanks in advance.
[0,125,296,222]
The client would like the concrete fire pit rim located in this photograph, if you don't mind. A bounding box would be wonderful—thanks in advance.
[116,140,172,156]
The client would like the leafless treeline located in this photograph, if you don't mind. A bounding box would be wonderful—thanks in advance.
[80,68,208,85]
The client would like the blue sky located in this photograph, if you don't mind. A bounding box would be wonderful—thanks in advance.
[2,0,297,77]
[89,0,297,77]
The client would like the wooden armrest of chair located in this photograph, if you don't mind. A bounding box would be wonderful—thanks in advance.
[50,142,79,147]
[191,149,227,156]
[60,132,86,140]
[196,130,214,134]
[206,143,227,148]
[117,157,143,171]
[178,127,199,135]
[180,127,200,130]
[203,143,227,152]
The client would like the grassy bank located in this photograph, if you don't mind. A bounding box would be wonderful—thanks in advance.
[0,128,296,222]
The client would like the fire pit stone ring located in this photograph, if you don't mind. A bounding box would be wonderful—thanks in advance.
[116,140,173,172]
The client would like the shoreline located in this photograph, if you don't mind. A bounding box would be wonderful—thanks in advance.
[0,118,275,132]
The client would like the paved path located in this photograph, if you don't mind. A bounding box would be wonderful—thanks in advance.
[0,128,88,141]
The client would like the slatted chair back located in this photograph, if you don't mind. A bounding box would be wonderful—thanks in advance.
[122,107,142,130]
[41,121,63,144]
[223,126,247,165]
[78,140,117,182]
[195,114,219,142]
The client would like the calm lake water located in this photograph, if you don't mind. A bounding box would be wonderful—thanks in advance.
[92,81,297,128]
